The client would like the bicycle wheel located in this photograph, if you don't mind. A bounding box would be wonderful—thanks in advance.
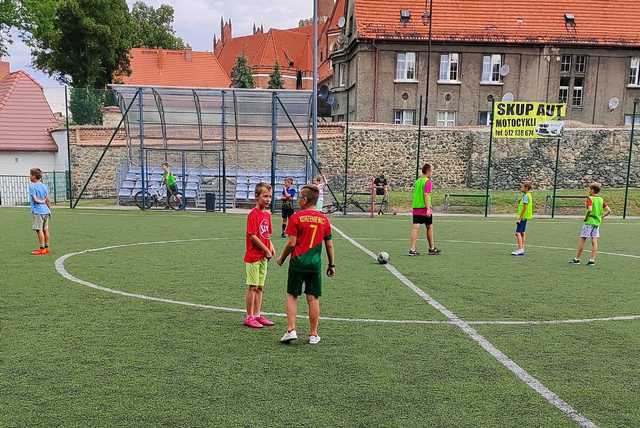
[134,190,154,210]
[168,191,186,210]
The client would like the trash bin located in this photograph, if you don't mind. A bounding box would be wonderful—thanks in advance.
[205,193,216,212]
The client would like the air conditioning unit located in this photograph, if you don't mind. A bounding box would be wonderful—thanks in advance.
[400,10,411,21]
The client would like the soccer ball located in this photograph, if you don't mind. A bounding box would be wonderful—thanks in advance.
[377,251,390,265]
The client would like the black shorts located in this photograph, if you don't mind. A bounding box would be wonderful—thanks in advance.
[287,269,322,298]
[413,215,433,226]
[282,205,294,219]
[167,184,178,195]
[375,187,385,196]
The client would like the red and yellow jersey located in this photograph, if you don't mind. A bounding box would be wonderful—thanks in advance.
[285,209,332,272]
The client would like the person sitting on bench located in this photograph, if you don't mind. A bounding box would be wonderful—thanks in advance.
[373,174,389,215]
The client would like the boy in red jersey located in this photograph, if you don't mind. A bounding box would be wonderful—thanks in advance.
[243,183,276,329]
[276,185,335,345]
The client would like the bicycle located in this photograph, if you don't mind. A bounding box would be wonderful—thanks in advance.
[134,185,186,210]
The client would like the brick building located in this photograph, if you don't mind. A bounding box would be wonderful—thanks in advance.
[214,0,337,90]
[329,0,640,127]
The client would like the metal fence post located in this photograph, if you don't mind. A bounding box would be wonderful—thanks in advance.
[138,88,146,210]
[623,99,638,219]
[270,93,278,213]
[221,90,227,213]
[551,137,562,218]
[65,87,73,208]
[416,95,423,180]
[52,172,57,205]
[484,99,495,217]
[343,90,350,215]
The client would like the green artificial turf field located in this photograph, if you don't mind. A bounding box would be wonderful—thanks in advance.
[2,208,639,427]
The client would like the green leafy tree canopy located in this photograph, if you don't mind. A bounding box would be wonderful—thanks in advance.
[230,55,254,89]
[0,0,18,56]
[267,62,284,89]
[130,1,186,49]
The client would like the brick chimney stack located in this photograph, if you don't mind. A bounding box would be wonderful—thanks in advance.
[0,61,10,80]
[318,0,334,19]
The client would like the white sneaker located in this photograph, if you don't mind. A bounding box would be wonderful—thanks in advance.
[308,335,321,345]
[511,249,524,256]
[280,330,298,343]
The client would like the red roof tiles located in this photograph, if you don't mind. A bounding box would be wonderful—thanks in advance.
[0,70,59,152]
[354,0,640,47]
[120,48,231,88]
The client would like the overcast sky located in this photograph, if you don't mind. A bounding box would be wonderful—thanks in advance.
[4,0,314,89]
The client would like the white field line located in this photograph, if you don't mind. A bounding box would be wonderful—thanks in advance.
[54,238,640,327]
[333,225,597,428]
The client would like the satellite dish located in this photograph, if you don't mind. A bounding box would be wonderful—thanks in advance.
[327,94,336,108]
[319,85,329,102]
[499,64,510,77]
[502,92,515,102]
[608,97,620,111]
[337,16,346,29]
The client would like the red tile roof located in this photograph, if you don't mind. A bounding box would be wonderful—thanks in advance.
[354,0,640,47]
[120,48,231,88]
[0,71,59,152]
[216,26,313,76]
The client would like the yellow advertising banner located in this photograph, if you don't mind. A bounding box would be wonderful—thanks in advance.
[492,102,566,139]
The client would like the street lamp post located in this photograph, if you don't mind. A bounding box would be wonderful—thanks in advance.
[422,0,433,125]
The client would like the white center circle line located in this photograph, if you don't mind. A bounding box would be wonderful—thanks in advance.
[53,237,640,326]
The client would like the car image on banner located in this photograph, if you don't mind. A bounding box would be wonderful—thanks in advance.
[535,120,565,137]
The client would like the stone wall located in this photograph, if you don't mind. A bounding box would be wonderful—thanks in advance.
[318,124,640,191]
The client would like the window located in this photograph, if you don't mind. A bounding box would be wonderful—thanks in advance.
[437,111,456,127]
[296,71,303,90]
[339,63,347,87]
[559,76,570,104]
[478,111,492,126]
[394,109,416,125]
[572,77,584,107]
[336,114,345,122]
[396,52,416,81]
[482,54,502,83]
[575,55,587,73]
[560,55,572,73]
[625,114,640,126]
[439,53,459,82]
[630,57,640,86]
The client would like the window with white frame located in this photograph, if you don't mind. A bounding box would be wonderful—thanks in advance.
[575,55,587,73]
[437,111,456,127]
[629,57,640,86]
[339,63,347,87]
[482,54,502,83]
[394,109,416,125]
[439,53,459,82]
[572,77,584,107]
[559,76,570,104]
[478,111,492,126]
[560,55,572,73]
[396,52,416,81]
[625,114,640,126]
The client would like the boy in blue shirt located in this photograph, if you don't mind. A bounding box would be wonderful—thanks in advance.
[29,168,51,255]
[280,177,297,238]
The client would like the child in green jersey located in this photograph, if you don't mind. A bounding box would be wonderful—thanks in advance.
[512,181,533,256]
[161,162,181,208]
[409,163,440,256]
[570,182,611,265]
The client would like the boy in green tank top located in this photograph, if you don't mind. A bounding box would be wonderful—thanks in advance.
[570,182,611,265]
[512,182,533,256]
[408,163,440,256]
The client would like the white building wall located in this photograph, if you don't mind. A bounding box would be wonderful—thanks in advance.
[0,130,68,176]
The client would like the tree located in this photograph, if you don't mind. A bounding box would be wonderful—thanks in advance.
[130,1,186,49]
[267,62,284,89]
[0,0,18,56]
[69,87,105,125]
[23,0,133,88]
[230,55,254,89]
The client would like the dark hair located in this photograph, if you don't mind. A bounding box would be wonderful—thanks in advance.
[589,182,602,194]
[255,182,272,197]
[284,177,294,184]
[161,162,170,167]
[300,185,319,205]
[522,181,532,191]
[30,168,42,180]
[422,163,432,175]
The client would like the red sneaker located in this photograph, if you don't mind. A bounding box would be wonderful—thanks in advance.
[42,248,49,255]
[243,316,263,329]
[31,249,45,256]
[255,316,274,327]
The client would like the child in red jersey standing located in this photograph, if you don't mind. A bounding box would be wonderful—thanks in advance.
[243,183,276,329]
[277,185,335,345]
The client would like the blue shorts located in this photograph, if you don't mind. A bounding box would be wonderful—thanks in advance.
[515,220,528,233]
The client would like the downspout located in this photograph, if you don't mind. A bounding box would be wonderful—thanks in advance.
[373,40,379,122]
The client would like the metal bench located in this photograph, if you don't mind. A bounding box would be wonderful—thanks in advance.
[443,193,491,213]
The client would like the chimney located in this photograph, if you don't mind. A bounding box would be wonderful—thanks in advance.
[253,22,257,34]
[0,61,10,80]
[185,47,193,62]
